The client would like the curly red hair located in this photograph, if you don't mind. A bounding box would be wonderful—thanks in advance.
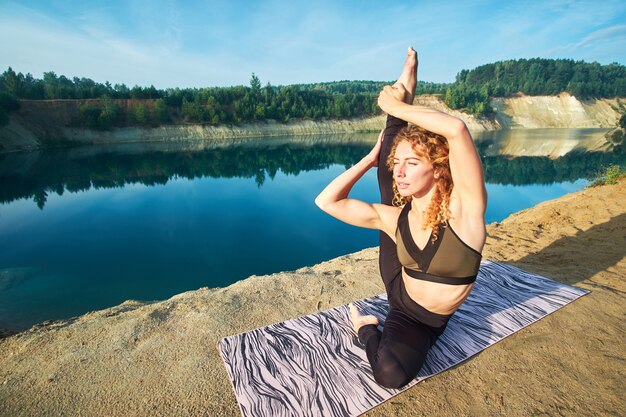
[386,124,453,238]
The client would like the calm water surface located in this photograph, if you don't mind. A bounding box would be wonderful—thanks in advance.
[0,129,623,330]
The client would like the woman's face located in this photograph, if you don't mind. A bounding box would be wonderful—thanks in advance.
[393,140,435,198]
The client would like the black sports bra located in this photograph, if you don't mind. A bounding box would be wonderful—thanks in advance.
[395,201,481,285]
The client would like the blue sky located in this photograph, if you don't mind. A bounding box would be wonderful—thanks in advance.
[1,0,625,89]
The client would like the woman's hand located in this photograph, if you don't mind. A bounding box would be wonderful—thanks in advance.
[378,83,407,115]
[365,129,384,167]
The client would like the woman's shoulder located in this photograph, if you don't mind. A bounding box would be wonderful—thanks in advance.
[446,210,486,253]
[373,203,403,217]
[450,187,486,218]
[372,203,403,236]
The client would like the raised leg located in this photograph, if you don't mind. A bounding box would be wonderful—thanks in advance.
[359,47,427,389]
[395,46,418,104]
[379,46,417,205]
[378,47,418,291]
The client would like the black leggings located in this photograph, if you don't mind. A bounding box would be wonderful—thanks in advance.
[357,115,452,389]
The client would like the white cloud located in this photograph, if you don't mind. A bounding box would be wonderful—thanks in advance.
[545,25,626,61]
[0,0,624,88]
[0,9,249,87]
[573,25,626,49]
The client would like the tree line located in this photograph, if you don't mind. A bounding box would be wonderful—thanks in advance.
[1,57,624,127]
[443,58,626,115]
[0,68,450,129]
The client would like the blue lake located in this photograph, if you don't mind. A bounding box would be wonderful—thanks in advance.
[0,129,622,330]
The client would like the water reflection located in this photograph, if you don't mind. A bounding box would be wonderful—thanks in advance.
[0,130,624,331]
[1,130,623,210]
[475,128,612,158]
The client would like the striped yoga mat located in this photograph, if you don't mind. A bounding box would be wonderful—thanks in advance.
[218,261,588,417]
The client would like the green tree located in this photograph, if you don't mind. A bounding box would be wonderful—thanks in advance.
[0,91,19,111]
[181,97,204,122]
[79,104,101,129]
[97,99,119,130]
[250,73,261,97]
[134,103,149,125]
[2,67,22,96]
[114,83,130,97]
[42,71,59,99]
[153,98,169,123]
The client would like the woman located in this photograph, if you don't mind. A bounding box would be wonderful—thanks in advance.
[315,47,487,389]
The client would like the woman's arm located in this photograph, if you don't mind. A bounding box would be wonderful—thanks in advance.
[378,86,487,216]
[315,131,397,234]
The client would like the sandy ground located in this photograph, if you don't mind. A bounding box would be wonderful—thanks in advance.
[0,179,624,417]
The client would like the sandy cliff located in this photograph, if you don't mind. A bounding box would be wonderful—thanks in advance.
[1,94,623,153]
[492,93,623,128]
[0,179,624,417]
[0,111,388,153]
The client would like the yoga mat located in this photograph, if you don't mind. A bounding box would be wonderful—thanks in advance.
[218,261,589,417]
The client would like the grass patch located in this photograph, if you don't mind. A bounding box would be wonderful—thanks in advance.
[587,165,625,187]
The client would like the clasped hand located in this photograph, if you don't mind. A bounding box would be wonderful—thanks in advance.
[378,83,407,114]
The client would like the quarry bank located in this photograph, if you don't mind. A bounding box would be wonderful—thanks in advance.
[0,179,624,417]
[0,93,623,153]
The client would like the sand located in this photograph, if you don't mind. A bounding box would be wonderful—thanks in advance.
[0,179,624,417]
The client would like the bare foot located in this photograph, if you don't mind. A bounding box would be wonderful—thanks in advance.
[396,46,418,104]
[349,304,379,333]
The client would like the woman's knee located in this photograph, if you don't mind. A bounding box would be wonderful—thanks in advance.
[370,338,428,389]
[372,360,413,389]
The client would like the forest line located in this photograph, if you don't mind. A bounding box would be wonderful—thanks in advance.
[1,58,624,129]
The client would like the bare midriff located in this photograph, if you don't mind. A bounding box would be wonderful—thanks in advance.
[402,272,474,315]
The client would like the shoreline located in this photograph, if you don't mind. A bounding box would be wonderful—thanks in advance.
[0,180,624,416]
[0,172,606,336]
[1,93,621,154]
